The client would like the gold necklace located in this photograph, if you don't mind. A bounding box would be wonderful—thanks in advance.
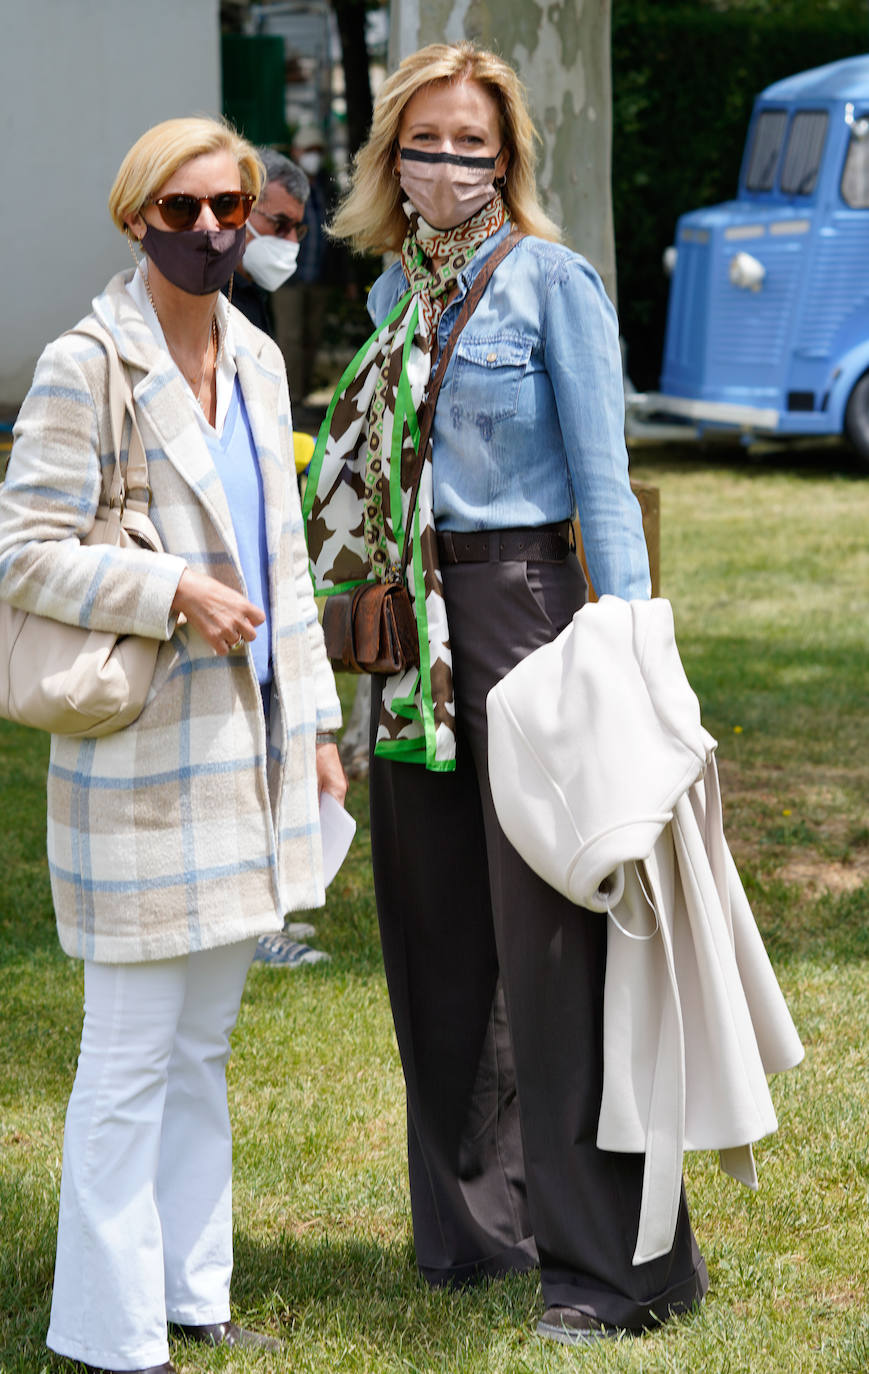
[196,318,219,404]
[138,257,221,414]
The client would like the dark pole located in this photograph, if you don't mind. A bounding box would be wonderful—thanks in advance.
[331,0,374,157]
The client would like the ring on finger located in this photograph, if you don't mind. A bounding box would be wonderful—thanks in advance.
[230,635,245,651]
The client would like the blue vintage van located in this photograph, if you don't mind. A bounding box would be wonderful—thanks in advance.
[643,54,869,463]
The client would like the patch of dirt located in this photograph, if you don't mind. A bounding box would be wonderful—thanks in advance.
[774,855,869,895]
[714,757,869,894]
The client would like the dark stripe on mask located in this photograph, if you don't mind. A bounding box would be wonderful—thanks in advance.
[399,147,497,171]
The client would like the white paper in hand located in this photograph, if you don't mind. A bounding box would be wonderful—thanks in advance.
[319,789,357,886]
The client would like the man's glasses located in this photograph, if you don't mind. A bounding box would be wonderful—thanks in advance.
[252,208,309,240]
[146,192,256,232]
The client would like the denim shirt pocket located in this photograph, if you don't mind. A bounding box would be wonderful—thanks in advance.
[447,332,533,440]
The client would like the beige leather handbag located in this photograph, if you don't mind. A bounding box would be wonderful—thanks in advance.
[0,321,163,737]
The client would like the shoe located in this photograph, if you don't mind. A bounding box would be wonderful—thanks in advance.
[254,932,331,967]
[170,1320,281,1351]
[76,1364,176,1373]
[536,1306,623,1345]
[285,921,317,939]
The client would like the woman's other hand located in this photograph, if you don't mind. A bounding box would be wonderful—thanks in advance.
[171,568,265,655]
[316,742,348,804]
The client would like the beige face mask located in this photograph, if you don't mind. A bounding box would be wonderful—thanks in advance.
[398,147,502,229]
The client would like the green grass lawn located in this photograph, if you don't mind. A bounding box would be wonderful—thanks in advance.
[1,443,868,1372]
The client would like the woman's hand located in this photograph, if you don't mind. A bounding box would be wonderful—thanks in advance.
[171,568,265,655]
[316,742,348,804]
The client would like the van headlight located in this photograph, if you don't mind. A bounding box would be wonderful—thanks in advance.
[729,251,766,292]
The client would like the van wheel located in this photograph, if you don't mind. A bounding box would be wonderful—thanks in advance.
[844,373,869,468]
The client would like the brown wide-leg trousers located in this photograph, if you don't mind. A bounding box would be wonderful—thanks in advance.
[369,553,708,1327]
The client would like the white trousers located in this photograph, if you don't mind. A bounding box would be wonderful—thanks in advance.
[47,939,257,1372]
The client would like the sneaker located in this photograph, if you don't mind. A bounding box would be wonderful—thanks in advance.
[536,1306,623,1345]
[285,921,317,939]
[254,933,331,967]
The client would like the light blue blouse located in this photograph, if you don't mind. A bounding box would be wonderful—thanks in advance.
[204,377,272,688]
[367,223,651,601]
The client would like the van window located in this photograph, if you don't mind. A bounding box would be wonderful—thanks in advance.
[745,110,788,190]
[841,118,869,207]
[780,111,828,195]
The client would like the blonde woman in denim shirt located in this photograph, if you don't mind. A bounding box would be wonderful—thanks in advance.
[305,42,708,1346]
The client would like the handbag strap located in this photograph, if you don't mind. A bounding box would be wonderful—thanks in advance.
[398,228,525,580]
[67,319,150,514]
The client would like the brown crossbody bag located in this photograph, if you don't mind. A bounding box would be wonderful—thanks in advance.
[322,229,524,674]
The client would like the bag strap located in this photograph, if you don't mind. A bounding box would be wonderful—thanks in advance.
[399,228,525,580]
[67,319,150,514]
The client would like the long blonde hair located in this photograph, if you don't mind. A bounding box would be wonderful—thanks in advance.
[330,42,561,253]
[108,116,264,233]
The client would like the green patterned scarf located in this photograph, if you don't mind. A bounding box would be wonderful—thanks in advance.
[303,196,506,770]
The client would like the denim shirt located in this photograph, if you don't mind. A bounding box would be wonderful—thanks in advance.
[367,223,651,601]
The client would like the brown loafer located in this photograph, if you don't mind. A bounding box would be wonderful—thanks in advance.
[170,1319,281,1351]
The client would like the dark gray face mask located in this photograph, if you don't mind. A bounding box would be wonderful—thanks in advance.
[141,223,246,295]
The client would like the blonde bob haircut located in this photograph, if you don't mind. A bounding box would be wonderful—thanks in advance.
[330,42,561,254]
[108,116,265,234]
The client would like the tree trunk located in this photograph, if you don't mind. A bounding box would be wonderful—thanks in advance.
[332,0,374,158]
[342,1,615,778]
[388,0,615,302]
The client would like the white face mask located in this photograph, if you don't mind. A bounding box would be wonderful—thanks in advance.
[398,147,500,229]
[298,151,322,176]
[243,224,300,291]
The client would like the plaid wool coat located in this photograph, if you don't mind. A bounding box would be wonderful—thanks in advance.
[0,271,341,962]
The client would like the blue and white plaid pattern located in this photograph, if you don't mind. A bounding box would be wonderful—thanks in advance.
[0,271,341,962]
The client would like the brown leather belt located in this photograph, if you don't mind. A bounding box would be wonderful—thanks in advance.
[437,521,572,564]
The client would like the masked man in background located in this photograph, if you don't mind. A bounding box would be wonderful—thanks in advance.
[229,145,335,971]
[227,147,309,338]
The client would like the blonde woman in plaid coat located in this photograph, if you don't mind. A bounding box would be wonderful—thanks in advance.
[0,119,343,1373]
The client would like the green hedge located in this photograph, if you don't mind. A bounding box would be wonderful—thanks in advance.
[612,5,869,388]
